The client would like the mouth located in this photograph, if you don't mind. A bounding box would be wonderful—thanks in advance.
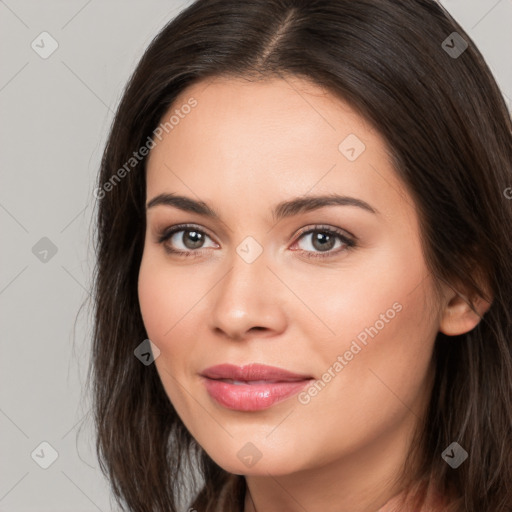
[200,363,314,411]
[213,378,306,385]
[200,362,313,382]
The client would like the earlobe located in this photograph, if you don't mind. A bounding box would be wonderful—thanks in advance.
[439,287,493,336]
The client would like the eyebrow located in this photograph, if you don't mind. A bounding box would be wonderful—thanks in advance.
[146,192,379,222]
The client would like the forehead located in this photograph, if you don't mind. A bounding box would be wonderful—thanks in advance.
[152,75,377,158]
[145,76,413,225]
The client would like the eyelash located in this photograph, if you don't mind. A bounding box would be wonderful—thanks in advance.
[156,223,357,260]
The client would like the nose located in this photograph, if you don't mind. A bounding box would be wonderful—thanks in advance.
[209,249,288,341]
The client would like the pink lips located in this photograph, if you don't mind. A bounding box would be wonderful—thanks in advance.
[200,363,314,411]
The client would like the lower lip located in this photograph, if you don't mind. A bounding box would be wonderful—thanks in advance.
[202,377,313,411]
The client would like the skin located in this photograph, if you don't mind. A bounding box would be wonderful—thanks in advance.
[137,76,491,512]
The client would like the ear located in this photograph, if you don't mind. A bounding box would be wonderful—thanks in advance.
[438,281,493,336]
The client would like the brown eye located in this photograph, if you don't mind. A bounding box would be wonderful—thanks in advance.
[177,229,206,250]
[308,231,338,252]
[292,226,356,259]
[157,224,218,257]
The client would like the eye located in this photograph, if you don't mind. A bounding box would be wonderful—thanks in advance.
[156,223,357,260]
[291,225,356,259]
[156,224,218,257]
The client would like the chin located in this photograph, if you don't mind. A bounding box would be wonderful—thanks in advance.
[203,444,308,477]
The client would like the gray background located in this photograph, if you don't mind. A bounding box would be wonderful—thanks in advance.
[1,1,511,511]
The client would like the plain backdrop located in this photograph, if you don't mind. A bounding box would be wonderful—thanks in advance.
[1,1,511,511]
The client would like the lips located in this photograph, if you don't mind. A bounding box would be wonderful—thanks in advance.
[200,363,314,411]
[200,363,313,382]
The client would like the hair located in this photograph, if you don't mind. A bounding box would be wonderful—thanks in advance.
[87,0,512,511]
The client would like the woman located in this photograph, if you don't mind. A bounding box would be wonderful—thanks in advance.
[88,0,512,511]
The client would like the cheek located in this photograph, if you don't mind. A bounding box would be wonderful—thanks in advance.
[303,275,437,428]
[137,250,208,400]
[137,262,169,341]
[137,253,201,421]
[292,244,432,353]
[137,250,199,341]
[298,244,438,418]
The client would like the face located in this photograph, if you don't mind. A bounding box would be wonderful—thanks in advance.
[138,76,444,477]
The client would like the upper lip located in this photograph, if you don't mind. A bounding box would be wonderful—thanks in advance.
[201,363,313,382]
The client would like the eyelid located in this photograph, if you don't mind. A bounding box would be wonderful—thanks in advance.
[155,222,357,258]
[155,223,217,245]
[289,224,356,259]
[294,223,356,241]
[155,223,354,242]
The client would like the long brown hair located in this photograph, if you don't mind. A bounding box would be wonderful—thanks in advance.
[87,1,512,510]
